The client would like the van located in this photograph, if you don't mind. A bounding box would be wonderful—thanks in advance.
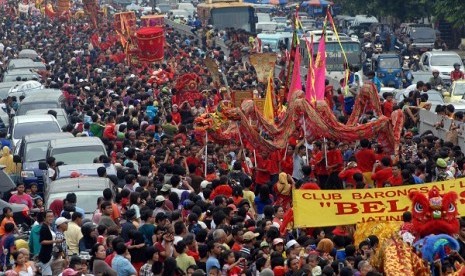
[352,15,378,27]
[16,89,64,115]
[47,137,108,165]
[2,69,40,82]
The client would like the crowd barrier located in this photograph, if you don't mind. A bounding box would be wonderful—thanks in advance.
[419,109,465,151]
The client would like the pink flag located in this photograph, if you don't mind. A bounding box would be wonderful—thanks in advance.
[314,34,326,101]
[305,37,315,103]
[287,46,302,102]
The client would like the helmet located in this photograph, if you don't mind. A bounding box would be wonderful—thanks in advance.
[432,69,439,74]
[454,63,461,67]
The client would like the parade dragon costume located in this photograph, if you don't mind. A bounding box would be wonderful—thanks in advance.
[368,187,464,276]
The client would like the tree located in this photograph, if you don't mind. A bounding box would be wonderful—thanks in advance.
[434,0,465,28]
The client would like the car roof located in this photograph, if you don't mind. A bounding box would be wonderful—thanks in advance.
[26,108,66,115]
[49,137,105,148]
[424,51,460,56]
[57,164,117,178]
[23,132,74,143]
[13,114,58,123]
[3,69,39,75]
[20,90,63,102]
[0,82,24,89]
[47,177,111,193]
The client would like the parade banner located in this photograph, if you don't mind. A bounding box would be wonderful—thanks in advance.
[204,57,221,85]
[249,53,276,83]
[293,179,465,228]
[232,90,253,108]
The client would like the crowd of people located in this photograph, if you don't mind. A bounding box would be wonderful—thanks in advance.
[1,2,465,276]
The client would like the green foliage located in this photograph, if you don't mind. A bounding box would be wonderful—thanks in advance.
[433,0,465,28]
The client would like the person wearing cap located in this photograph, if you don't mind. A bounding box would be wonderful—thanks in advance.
[436,158,455,181]
[55,217,69,258]
[239,231,259,260]
[260,241,270,255]
[338,161,363,189]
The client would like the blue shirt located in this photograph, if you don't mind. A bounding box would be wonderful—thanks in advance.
[112,254,137,276]
[206,256,220,274]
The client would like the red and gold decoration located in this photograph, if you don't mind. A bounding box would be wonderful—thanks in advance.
[83,0,100,28]
[135,27,165,62]
[173,73,203,105]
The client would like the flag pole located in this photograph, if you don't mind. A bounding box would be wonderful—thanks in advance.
[302,115,309,165]
[323,137,328,168]
[204,131,208,178]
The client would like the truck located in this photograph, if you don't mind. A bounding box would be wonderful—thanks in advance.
[197,2,256,33]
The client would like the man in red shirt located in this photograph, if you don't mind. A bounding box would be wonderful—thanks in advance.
[311,142,328,188]
[338,161,362,189]
[255,152,270,187]
[371,157,393,188]
[355,139,376,187]
[451,63,465,82]
[382,92,394,118]
[326,140,344,189]
[386,164,403,186]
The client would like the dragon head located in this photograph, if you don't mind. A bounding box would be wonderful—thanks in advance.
[408,187,459,238]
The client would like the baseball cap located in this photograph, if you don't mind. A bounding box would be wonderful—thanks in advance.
[260,241,269,248]
[243,231,259,241]
[436,158,448,169]
[200,180,211,189]
[160,184,172,192]
[55,217,69,226]
[155,195,165,203]
[273,238,284,246]
[227,204,237,212]
[286,239,299,250]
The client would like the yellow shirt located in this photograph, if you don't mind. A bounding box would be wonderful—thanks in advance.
[243,190,255,209]
[176,253,196,273]
[64,221,83,255]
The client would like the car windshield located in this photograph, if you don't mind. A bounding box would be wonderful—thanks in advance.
[13,122,61,139]
[51,146,106,165]
[25,141,49,162]
[427,93,443,102]
[410,28,435,39]
[453,82,465,96]
[431,56,462,66]
[47,191,103,214]
[379,58,400,69]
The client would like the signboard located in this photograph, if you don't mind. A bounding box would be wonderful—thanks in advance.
[233,90,253,108]
[293,179,465,228]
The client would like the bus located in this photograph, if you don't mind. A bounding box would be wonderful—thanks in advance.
[197,2,256,33]
[300,31,362,86]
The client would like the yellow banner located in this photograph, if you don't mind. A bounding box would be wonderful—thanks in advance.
[293,179,465,228]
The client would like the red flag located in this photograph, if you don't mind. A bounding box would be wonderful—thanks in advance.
[287,46,302,102]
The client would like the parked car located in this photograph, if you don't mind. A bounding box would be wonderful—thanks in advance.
[26,108,69,128]
[419,51,463,86]
[16,132,74,191]
[47,137,108,165]
[7,59,45,71]
[10,114,62,147]
[403,24,436,53]
[0,82,23,99]
[17,49,39,60]
[45,177,114,218]
[2,69,40,83]
[7,80,43,98]
[55,163,117,180]
[16,90,64,115]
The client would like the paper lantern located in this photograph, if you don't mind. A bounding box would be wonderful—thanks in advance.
[135,27,165,62]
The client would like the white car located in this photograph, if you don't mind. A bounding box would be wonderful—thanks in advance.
[8,80,43,98]
[419,51,464,84]
[10,114,62,147]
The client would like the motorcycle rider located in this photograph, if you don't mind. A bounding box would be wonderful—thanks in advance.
[451,63,465,82]
[429,69,445,88]
[402,64,414,88]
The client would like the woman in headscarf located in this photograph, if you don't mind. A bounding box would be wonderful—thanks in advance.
[273,172,294,210]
